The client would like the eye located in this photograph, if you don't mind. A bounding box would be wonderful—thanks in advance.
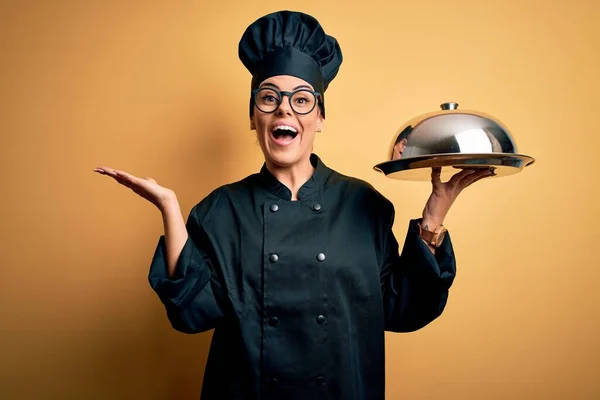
[261,95,277,103]
[294,97,308,104]
[257,88,280,104]
[292,93,313,107]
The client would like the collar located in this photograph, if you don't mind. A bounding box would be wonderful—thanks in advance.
[258,153,332,201]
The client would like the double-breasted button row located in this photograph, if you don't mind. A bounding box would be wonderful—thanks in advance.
[269,253,325,263]
[269,203,322,212]
[266,315,326,326]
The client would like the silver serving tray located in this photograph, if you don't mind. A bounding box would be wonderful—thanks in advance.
[374,153,535,181]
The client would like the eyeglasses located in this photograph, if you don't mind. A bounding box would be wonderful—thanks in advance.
[252,87,321,115]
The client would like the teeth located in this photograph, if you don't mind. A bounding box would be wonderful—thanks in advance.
[272,125,297,133]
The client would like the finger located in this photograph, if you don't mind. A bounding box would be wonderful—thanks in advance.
[111,173,135,189]
[116,171,160,194]
[113,169,142,185]
[459,169,495,188]
[448,168,477,186]
[431,167,442,185]
[113,169,131,178]
[94,166,121,178]
[94,166,110,175]
[94,165,118,172]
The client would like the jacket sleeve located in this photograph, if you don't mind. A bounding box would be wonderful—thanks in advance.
[378,196,457,333]
[148,190,226,334]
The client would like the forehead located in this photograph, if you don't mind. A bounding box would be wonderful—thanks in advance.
[259,75,314,90]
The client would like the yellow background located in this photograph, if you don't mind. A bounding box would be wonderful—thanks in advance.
[1,0,598,399]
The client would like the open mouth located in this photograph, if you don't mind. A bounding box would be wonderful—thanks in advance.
[270,125,298,145]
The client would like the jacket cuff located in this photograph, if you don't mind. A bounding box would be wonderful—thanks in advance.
[404,218,456,286]
[147,235,211,308]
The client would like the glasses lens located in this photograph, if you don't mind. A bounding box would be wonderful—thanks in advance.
[255,88,280,113]
[290,90,317,114]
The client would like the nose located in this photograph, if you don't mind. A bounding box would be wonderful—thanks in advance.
[275,94,293,116]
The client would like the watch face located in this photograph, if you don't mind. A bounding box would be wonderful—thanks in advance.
[436,230,447,246]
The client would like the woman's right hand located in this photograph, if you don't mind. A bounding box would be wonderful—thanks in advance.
[94,166,177,211]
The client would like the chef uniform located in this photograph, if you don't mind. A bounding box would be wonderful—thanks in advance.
[148,10,457,400]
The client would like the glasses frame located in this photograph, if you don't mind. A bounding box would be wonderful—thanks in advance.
[252,87,321,115]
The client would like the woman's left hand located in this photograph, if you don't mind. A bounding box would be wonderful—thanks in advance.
[421,167,495,230]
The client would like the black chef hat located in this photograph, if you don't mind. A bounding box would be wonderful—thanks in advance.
[238,10,343,118]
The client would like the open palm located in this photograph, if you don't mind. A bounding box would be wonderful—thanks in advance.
[94,166,176,210]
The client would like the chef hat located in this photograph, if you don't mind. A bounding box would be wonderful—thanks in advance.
[238,10,343,117]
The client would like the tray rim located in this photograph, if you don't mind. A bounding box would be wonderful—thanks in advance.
[373,152,536,175]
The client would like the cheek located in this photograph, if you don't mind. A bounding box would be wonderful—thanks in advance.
[300,123,318,144]
[300,113,320,133]
[252,115,269,134]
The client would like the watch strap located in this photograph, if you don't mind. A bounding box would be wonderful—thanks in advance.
[418,223,446,247]
[418,223,435,243]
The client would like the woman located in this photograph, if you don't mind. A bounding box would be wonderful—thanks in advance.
[95,10,492,400]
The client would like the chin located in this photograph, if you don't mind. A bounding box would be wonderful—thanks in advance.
[265,147,308,168]
[267,151,300,167]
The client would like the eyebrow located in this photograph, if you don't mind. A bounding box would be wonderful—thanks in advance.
[259,82,314,91]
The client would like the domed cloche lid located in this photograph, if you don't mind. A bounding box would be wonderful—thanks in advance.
[374,102,535,181]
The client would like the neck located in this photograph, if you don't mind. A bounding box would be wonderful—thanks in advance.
[266,156,315,201]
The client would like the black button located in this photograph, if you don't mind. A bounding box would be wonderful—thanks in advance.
[270,204,279,212]
[268,317,279,326]
[317,253,326,262]
[270,254,279,263]
[312,203,322,211]
[315,376,324,386]
[316,315,326,324]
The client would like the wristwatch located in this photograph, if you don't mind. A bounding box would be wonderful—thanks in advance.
[418,223,447,248]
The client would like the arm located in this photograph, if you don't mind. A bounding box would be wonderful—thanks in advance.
[93,167,226,333]
[149,190,226,334]
[379,198,456,333]
[160,197,188,278]
[380,167,493,332]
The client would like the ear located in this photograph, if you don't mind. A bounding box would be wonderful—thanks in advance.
[250,119,256,130]
[316,111,324,132]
